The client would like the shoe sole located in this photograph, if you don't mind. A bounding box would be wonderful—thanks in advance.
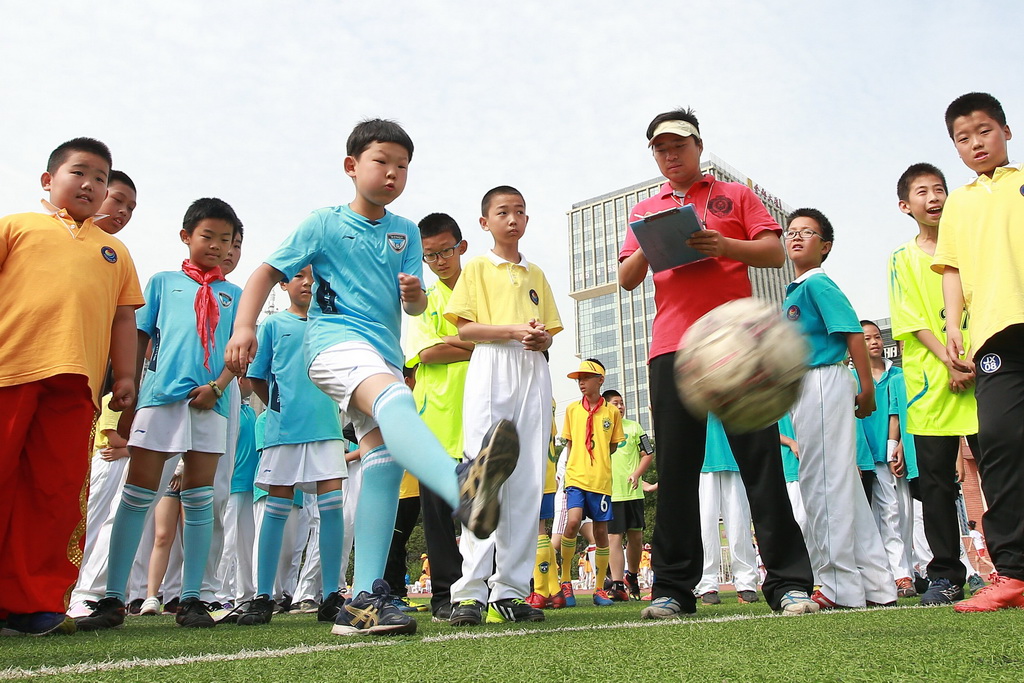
[331,621,418,636]
[1,619,77,637]
[485,609,544,624]
[461,420,519,538]
[640,608,683,619]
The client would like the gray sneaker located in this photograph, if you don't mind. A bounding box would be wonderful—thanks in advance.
[455,420,519,538]
[779,590,820,615]
[700,591,721,605]
[737,590,760,604]
[641,596,686,619]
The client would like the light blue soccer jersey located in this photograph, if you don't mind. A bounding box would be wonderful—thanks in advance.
[854,362,900,465]
[778,413,799,483]
[231,403,259,494]
[782,269,862,367]
[702,413,740,473]
[264,205,423,370]
[136,270,241,417]
[248,311,343,447]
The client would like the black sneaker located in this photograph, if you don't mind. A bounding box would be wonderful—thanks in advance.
[454,420,519,539]
[75,597,126,631]
[274,594,293,614]
[162,596,180,615]
[331,579,416,636]
[449,600,483,627]
[175,597,215,628]
[127,598,144,616]
[920,577,964,606]
[318,591,343,622]
[237,595,274,626]
[432,603,454,622]
[624,571,641,601]
[486,598,544,623]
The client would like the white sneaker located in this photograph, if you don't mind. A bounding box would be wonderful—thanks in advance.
[66,601,94,619]
[779,590,820,615]
[140,596,161,616]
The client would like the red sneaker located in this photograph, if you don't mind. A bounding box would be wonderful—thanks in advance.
[810,590,849,610]
[525,592,548,610]
[954,575,1024,613]
[548,591,566,609]
[559,581,576,607]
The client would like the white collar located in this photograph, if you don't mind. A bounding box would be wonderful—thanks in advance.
[792,267,825,284]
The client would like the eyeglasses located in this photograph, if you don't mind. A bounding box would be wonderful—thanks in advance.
[783,229,824,241]
[422,242,462,263]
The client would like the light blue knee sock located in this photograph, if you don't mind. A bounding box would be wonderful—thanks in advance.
[372,383,459,508]
[353,445,402,594]
[106,484,158,601]
[256,496,292,597]
[317,489,344,596]
[179,486,215,600]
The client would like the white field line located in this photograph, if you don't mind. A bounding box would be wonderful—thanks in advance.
[0,606,923,679]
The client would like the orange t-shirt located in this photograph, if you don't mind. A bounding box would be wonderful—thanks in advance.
[0,209,144,407]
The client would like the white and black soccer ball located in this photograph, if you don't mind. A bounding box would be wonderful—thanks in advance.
[674,298,809,433]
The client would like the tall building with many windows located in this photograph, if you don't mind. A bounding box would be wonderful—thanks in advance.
[567,154,797,432]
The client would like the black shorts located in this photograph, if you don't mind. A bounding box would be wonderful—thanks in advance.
[608,499,645,534]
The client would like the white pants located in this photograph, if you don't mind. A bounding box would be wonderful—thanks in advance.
[451,342,551,603]
[70,451,130,607]
[785,480,821,585]
[219,491,256,603]
[872,463,912,580]
[893,474,916,580]
[696,471,758,593]
[792,366,895,606]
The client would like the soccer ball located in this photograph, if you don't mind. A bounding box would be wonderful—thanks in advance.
[674,298,808,433]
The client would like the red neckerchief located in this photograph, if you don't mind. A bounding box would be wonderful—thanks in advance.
[581,395,604,465]
[181,260,225,370]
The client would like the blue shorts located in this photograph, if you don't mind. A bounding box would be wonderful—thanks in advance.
[539,492,555,521]
[565,486,612,522]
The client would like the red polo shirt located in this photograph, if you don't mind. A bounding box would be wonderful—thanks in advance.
[618,176,781,361]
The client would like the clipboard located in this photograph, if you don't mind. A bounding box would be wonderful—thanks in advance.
[629,204,710,273]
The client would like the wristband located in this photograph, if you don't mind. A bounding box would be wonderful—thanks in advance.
[207,381,223,398]
[886,439,899,462]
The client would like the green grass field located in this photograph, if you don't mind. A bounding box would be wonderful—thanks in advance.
[4,593,1024,682]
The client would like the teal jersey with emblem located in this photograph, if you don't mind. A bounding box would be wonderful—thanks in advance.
[702,412,740,473]
[783,269,862,367]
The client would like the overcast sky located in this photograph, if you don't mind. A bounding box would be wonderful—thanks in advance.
[3,0,1022,418]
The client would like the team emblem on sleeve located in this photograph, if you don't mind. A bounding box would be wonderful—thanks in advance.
[529,289,539,305]
[387,233,408,253]
[100,246,118,263]
[786,305,801,321]
[603,418,612,431]
[978,353,1001,374]
[218,292,234,307]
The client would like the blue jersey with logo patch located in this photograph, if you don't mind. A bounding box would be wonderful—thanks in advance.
[782,270,862,367]
[248,311,343,448]
[265,205,423,370]
[136,270,241,417]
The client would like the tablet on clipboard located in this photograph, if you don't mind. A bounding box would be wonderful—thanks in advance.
[629,204,710,273]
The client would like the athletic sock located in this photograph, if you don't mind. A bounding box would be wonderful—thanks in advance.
[547,542,562,597]
[106,484,158,601]
[179,486,215,600]
[533,535,552,597]
[317,489,344,596]
[560,536,577,583]
[256,496,292,597]
[372,383,459,508]
[595,546,610,591]
[353,445,402,594]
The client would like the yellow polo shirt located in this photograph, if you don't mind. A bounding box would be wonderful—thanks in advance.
[0,208,144,407]
[444,252,562,335]
[932,164,1024,353]
[93,394,122,450]
[560,399,624,496]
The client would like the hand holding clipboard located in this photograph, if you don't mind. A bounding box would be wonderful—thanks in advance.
[629,204,714,273]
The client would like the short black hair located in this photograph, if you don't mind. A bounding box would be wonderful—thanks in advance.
[945,92,1006,138]
[646,107,700,141]
[47,137,112,175]
[860,320,881,333]
[234,225,245,242]
[896,163,947,202]
[481,185,524,217]
[787,208,834,263]
[346,118,414,160]
[107,169,136,193]
[585,357,606,370]
[182,198,243,236]
[418,212,462,242]
[601,389,622,401]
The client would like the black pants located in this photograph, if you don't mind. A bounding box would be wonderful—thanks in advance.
[649,353,813,611]
[383,496,421,597]
[419,485,463,612]
[914,434,980,585]
[973,324,1024,581]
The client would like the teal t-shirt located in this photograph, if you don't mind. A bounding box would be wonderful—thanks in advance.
[890,371,919,480]
[230,403,258,494]
[779,413,799,483]
[702,413,740,473]
[783,270,862,367]
[855,363,901,466]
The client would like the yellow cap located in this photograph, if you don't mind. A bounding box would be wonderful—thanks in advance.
[568,360,605,379]
[647,120,701,145]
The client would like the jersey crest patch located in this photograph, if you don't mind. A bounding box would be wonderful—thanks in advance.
[529,289,539,305]
[708,195,734,217]
[1019,184,1024,197]
[786,305,800,321]
[387,233,408,253]
[979,353,1001,374]
[100,246,118,263]
[603,418,612,431]
[218,292,233,307]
